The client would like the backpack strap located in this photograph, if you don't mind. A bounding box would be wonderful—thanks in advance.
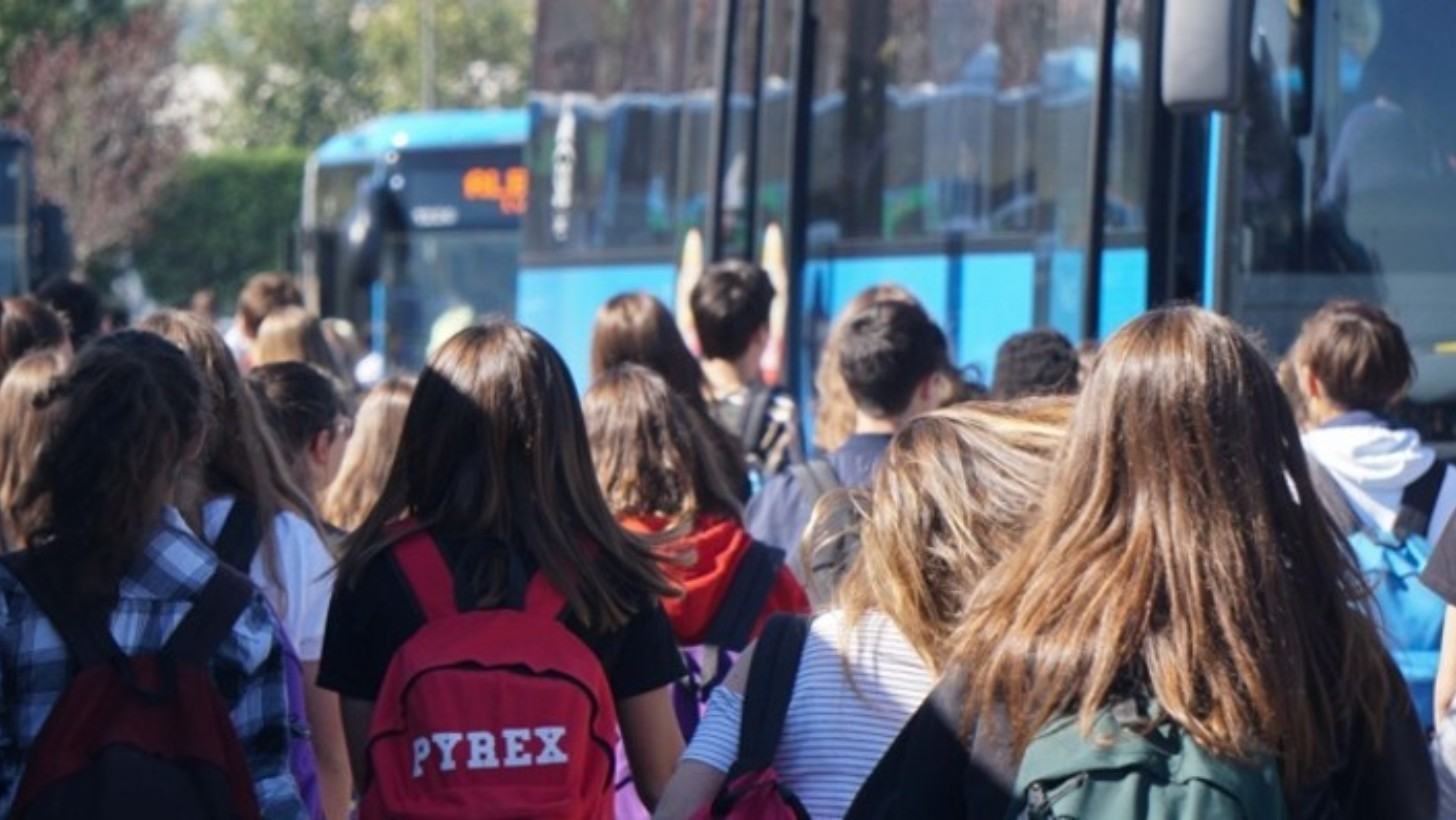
[1308,458,1363,537]
[213,498,264,573]
[791,458,842,509]
[163,563,257,665]
[740,386,775,453]
[393,532,459,622]
[0,550,123,668]
[1395,461,1448,541]
[726,614,811,780]
[702,541,786,652]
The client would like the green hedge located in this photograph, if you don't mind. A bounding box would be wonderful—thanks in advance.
[134,148,306,308]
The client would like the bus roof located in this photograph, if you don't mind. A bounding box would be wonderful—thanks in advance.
[312,109,527,166]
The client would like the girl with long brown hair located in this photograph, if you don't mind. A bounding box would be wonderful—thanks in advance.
[657,399,1068,819]
[584,363,807,645]
[955,306,1431,815]
[0,349,71,550]
[590,292,748,495]
[320,376,414,533]
[320,320,688,810]
[141,310,350,819]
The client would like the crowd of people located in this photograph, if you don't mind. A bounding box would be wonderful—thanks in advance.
[0,265,1449,819]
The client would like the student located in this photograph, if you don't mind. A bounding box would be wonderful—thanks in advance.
[1288,300,1456,727]
[321,377,414,533]
[141,310,348,820]
[690,260,802,481]
[591,292,748,496]
[584,363,807,646]
[0,349,70,550]
[0,296,68,377]
[811,285,919,454]
[991,328,1079,399]
[746,300,949,574]
[253,306,355,393]
[34,276,103,350]
[248,361,353,514]
[319,320,687,814]
[655,400,1068,819]
[953,307,1432,817]
[227,271,304,368]
[0,331,303,815]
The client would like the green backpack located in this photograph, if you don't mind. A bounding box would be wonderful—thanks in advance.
[1010,701,1288,820]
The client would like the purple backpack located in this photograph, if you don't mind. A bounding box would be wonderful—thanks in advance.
[615,543,786,818]
[213,500,324,820]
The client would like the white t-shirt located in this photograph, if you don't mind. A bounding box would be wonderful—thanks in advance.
[683,610,933,819]
[202,495,335,662]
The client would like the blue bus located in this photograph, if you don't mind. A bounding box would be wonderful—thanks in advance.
[523,0,1456,442]
[300,109,528,370]
[0,129,67,295]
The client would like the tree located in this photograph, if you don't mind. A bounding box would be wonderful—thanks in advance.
[0,0,134,113]
[194,0,375,149]
[7,7,185,271]
[358,0,533,113]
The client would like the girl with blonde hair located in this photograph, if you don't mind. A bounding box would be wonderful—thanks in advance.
[0,349,70,549]
[254,305,353,391]
[657,399,1069,818]
[320,376,414,533]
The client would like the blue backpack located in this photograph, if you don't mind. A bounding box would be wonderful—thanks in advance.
[1311,459,1448,728]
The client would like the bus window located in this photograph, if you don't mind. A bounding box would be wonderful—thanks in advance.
[1225,0,1456,428]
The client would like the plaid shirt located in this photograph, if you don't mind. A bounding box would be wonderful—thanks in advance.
[0,508,304,818]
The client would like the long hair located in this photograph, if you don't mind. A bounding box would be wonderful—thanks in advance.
[590,292,747,491]
[253,305,353,390]
[18,332,206,609]
[140,310,318,591]
[956,306,1394,790]
[0,349,72,549]
[584,364,742,534]
[832,399,1068,672]
[0,296,68,377]
[813,285,919,452]
[337,319,675,630]
[321,376,414,533]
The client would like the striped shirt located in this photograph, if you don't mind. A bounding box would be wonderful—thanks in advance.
[683,610,933,818]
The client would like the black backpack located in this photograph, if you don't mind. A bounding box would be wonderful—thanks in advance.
[1,550,260,819]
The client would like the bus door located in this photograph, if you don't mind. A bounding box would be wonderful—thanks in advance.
[1181,0,1456,439]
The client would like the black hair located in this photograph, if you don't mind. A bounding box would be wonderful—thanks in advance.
[248,361,348,455]
[36,277,103,349]
[690,260,775,361]
[20,330,206,609]
[837,301,949,419]
[992,329,1079,400]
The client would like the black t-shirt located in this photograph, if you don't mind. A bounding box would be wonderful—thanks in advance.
[317,533,686,702]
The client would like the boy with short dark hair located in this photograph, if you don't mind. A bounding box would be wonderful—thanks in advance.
[746,300,949,599]
[691,260,800,481]
[992,328,1079,399]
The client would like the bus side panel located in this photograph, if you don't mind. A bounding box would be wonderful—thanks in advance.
[958,252,1037,382]
[1099,247,1149,337]
[516,263,678,388]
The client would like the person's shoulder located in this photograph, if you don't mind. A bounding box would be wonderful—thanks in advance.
[213,584,285,677]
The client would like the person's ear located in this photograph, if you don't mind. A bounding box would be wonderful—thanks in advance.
[1298,364,1323,400]
[307,429,334,468]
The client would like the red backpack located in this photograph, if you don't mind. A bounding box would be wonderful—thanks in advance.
[360,530,620,819]
[0,551,262,820]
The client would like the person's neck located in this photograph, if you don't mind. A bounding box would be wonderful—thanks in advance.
[171,465,208,536]
[1305,398,1353,429]
[701,356,756,398]
[852,412,899,437]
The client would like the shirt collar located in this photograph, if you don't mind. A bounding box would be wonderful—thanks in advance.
[116,507,220,601]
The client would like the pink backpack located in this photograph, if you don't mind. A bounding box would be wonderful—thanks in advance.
[360,530,619,819]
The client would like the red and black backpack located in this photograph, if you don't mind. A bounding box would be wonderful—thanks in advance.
[0,550,261,820]
[360,528,620,819]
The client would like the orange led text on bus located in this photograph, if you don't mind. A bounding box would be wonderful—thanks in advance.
[462,166,529,214]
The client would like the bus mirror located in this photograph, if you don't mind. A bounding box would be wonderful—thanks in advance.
[340,181,403,287]
[1161,0,1253,112]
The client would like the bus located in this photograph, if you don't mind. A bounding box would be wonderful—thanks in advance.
[0,129,31,295]
[523,0,1456,443]
[300,109,528,371]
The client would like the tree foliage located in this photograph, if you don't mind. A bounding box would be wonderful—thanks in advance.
[132,149,306,306]
[197,0,534,150]
[0,0,134,113]
[7,7,185,270]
